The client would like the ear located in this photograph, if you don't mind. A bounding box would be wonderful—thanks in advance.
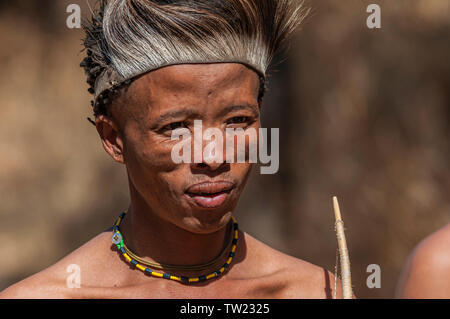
[95,115,125,164]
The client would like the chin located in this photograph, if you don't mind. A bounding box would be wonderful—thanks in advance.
[179,209,234,234]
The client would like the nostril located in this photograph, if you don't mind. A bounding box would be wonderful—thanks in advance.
[191,160,228,172]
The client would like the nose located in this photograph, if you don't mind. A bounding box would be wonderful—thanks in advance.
[191,126,227,172]
[191,147,227,171]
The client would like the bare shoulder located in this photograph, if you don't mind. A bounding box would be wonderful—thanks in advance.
[414,223,450,264]
[0,230,116,299]
[239,232,343,299]
[396,223,450,298]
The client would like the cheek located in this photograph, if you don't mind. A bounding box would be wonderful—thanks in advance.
[125,131,178,171]
[224,122,260,163]
[231,162,253,177]
[229,162,253,199]
[123,133,184,194]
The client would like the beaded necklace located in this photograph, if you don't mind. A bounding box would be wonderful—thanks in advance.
[111,211,239,283]
[122,222,234,271]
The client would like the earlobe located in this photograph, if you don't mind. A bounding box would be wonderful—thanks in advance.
[95,115,125,164]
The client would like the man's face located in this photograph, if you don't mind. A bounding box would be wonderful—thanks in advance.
[102,63,261,234]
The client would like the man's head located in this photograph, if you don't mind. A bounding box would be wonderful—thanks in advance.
[99,62,261,233]
[81,0,307,233]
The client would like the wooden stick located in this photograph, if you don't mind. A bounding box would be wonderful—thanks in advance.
[333,196,353,299]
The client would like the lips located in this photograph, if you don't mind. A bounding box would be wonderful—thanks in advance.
[185,181,234,208]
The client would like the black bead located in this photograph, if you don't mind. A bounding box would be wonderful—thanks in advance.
[181,276,189,283]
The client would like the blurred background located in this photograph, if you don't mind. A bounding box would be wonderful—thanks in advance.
[0,0,449,298]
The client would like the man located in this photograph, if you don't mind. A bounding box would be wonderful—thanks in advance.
[1,0,342,298]
[395,223,450,298]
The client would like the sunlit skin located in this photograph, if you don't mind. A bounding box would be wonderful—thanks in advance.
[0,63,342,298]
[395,223,450,299]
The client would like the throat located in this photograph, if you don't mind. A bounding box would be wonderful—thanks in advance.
[118,208,234,269]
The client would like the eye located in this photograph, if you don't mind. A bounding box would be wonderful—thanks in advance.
[163,122,186,131]
[228,116,250,125]
[162,122,187,131]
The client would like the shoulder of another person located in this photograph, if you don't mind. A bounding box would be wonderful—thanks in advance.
[396,223,450,298]
[410,223,450,271]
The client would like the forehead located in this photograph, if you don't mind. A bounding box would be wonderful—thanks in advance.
[113,63,260,124]
[144,63,259,90]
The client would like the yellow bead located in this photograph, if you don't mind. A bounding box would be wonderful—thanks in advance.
[136,264,146,272]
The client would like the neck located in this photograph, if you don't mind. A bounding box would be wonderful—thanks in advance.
[118,187,231,273]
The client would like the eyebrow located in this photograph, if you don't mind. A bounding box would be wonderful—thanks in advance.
[154,103,259,124]
[155,109,199,123]
[217,104,259,118]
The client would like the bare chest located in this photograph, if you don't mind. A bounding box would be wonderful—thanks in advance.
[67,276,288,299]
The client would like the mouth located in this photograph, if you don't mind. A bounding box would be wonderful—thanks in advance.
[185,181,235,209]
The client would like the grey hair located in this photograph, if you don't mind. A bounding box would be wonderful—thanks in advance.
[81,0,309,118]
